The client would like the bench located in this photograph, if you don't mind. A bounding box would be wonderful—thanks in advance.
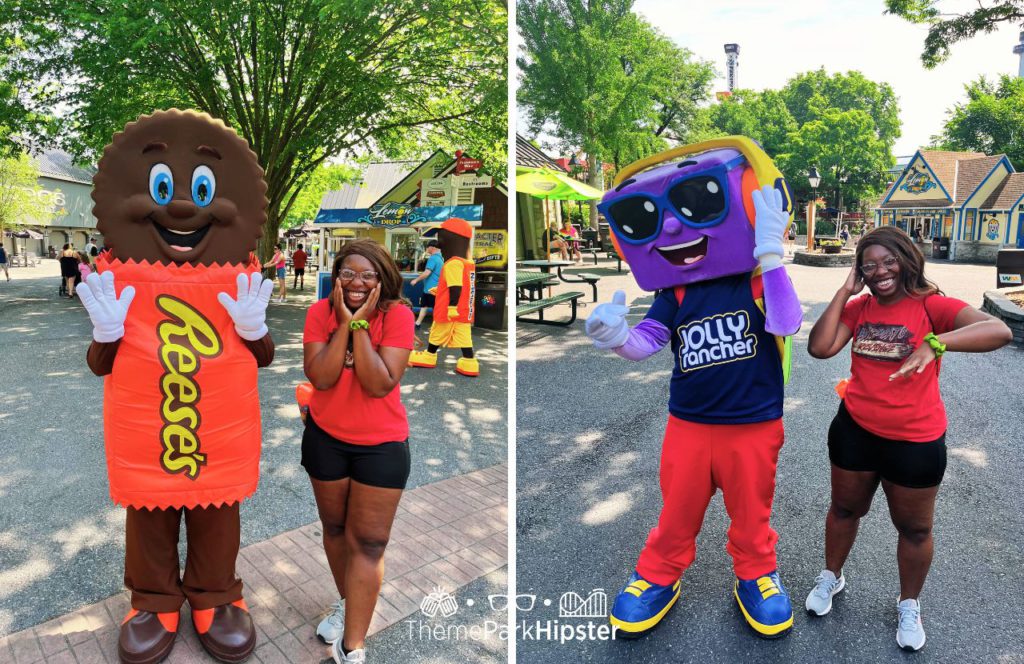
[516,291,585,326]
[557,272,601,302]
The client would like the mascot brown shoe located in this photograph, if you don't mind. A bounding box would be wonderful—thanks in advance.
[118,610,178,664]
[192,600,256,663]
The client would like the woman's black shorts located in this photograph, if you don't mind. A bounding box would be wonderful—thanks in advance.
[301,413,410,489]
[419,292,436,308]
[828,402,946,488]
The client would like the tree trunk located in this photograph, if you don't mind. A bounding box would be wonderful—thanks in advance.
[587,161,604,231]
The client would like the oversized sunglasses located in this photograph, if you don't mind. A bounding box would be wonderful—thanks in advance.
[598,154,746,245]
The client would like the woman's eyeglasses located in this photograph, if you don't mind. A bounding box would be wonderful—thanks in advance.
[859,257,898,276]
[338,269,379,283]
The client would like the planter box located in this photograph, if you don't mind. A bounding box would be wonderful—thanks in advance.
[982,288,1024,348]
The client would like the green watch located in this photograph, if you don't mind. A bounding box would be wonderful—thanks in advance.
[349,319,370,332]
[923,332,945,358]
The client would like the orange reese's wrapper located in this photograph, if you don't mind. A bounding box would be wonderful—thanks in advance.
[97,254,262,510]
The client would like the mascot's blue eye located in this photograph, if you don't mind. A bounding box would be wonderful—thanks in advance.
[191,165,216,207]
[148,163,173,205]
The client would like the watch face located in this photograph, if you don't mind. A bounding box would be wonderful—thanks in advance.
[93,109,268,266]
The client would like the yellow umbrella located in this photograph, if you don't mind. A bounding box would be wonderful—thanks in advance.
[516,166,603,258]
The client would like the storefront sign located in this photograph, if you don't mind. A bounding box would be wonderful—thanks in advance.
[899,166,937,195]
[454,156,482,174]
[421,178,451,207]
[355,202,427,227]
[331,229,356,237]
[453,174,493,189]
[998,273,1022,285]
[474,229,508,269]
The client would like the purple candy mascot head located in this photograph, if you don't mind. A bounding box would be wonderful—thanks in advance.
[599,137,793,292]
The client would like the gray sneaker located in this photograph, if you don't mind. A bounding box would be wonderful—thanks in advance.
[316,599,345,644]
[805,570,845,616]
[331,641,366,663]
[896,598,926,651]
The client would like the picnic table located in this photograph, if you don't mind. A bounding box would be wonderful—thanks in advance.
[516,270,556,303]
[519,259,601,303]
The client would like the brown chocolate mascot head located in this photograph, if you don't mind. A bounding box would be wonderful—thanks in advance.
[92,109,268,265]
[437,217,473,261]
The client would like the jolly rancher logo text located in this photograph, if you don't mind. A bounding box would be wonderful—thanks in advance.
[155,295,223,479]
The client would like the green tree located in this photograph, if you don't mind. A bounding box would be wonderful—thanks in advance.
[934,74,1024,169]
[885,0,1024,68]
[694,89,797,157]
[0,152,50,237]
[518,0,713,227]
[3,0,507,259]
[283,163,360,228]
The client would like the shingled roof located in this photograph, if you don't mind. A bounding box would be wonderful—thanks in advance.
[32,149,95,184]
[953,154,1005,204]
[516,134,566,172]
[981,172,1024,209]
[877,150,1007,209]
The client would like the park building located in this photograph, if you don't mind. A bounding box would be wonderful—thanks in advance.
[874,149,1024,262]
[2,149,99,261]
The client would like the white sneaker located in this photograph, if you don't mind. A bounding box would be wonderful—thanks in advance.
[896,598,926,651]
[331,640,366,663]
[316,599,344,644]
[805,569,845,616]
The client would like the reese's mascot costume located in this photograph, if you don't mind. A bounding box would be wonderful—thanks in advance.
[408,217,479,376]
[80,109,276,664]
[585,137,804,638]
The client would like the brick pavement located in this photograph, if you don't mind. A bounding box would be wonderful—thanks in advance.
[0,464,507,664]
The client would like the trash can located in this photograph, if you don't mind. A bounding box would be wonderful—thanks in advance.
[474,271,507,330]
[996,249,1024,288]
[931,237,950,260]
[931,238,942,259]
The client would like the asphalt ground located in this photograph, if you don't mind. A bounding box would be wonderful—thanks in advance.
[0,260,508,653]
[516,255,1024,663]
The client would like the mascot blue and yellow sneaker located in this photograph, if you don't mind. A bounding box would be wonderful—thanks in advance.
[609,571,681,637]
[589,138,802,639]
[734,571,794,638]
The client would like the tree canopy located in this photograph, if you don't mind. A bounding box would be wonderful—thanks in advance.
[517,0,714,225]
[283,162,360,228]
[934,74,1024,169]
[0,152,50,236]
[2,0,507,257]
[885,0,1024,68]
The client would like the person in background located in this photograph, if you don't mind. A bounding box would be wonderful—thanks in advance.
[805,226,1011,652]
[293,243,309,291]
[77,252,93,282]
[840,225,850,246]
[409,240,443,329]
[561,218,582,263]
[60,243,78,297]
[301,239,414,664]
[263,242,287,303]
[0,243,9,282]
[546,224,569,260]
[84,236,98,258]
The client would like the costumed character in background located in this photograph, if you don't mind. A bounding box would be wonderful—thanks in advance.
[408,217,479,376]
[585,137,804,638]
[80,109,275,664]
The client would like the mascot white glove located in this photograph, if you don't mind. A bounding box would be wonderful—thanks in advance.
[752,184,788,271]
[77,271,136,343]
[217,272,275,341]
[585,290,631,350]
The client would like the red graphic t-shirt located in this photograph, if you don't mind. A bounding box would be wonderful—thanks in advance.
[303,299,414,445]
[840,293,968,442]
[292,249,307,270]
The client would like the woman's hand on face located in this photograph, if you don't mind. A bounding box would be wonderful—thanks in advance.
[889,342,936,381]
[352,284,381,322]
[332,279,354,325]
[841,266,864,297]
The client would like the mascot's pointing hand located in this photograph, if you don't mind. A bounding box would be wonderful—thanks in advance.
[217,272,275,341]
[752,184,787,269]
[585,289,631,350]
[78,271,136,343]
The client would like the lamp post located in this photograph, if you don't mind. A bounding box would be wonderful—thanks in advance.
[807,167,821,251]
[836,171,848,238]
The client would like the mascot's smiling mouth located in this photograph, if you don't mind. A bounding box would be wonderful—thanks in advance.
[656,235,707,266]
[151,218,213,252]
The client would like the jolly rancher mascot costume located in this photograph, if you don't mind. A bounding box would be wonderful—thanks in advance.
[585,137,803,638]
[80,109,275,664]
[408,217,479,376]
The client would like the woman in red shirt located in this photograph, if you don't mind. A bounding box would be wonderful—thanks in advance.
[805,227,1011,651]
[301,239,414,663]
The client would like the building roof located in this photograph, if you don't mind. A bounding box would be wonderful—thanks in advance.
[952,154,1004,204]
[320,160,419,210]
[516,134,565,172]
[878,199,952,209]
[877,150,1007,210]
[981,172,1024,209]
[32,149,95,185]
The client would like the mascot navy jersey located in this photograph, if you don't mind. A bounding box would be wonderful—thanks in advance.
[646,272,783,424]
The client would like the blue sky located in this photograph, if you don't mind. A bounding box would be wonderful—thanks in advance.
[516,0,1022,157]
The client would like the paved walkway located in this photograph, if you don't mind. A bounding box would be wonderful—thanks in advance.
[0,463,507,664]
